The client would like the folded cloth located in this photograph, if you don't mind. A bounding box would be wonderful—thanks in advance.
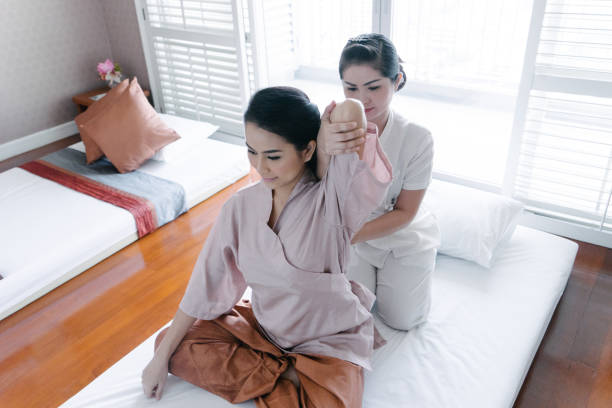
[156,300,364,408]
[21,148,186,238]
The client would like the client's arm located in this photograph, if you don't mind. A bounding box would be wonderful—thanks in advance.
[316,100,366,179]
[142,308,196,400]
[320,99,392,236]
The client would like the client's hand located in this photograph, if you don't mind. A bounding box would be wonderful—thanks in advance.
[142,355,170,400]
[317,101,365,155]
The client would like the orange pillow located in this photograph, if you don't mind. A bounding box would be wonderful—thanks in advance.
[75,79,129,164]
[80,78,180,173]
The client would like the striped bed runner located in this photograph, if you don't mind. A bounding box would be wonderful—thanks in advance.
[20,160,157,238]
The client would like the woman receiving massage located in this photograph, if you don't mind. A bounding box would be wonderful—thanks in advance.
[141,86,392,407]
[318,33,440,331]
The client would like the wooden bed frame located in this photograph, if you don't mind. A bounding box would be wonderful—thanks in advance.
[0,134,80,174]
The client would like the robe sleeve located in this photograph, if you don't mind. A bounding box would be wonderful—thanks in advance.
[179,199,246,320]
[322,129,392,235]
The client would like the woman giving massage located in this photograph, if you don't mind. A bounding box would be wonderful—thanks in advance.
[318,33,440,331]
[141,86,391,407]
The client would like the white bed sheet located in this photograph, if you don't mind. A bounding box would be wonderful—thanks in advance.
[0,117,250,320]
[61,226,578,408]
[0,167,136,320]
[136,138,249,209]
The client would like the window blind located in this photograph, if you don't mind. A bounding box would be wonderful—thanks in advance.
[293,0,372,70]
[507,0,612,239]
[251,0,298,86]
[137,0,250,137]
[391,0,533,94]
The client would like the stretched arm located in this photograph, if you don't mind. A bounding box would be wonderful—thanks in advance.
[351,188,426,244]
[142,308,196,400]
[316,101,365,179]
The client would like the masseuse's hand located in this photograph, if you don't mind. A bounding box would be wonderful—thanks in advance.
[317,101,366,155]
[142,355,169,400]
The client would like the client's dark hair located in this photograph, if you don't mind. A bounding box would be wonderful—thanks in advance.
[339,33,407,91]
[244,86,320,176]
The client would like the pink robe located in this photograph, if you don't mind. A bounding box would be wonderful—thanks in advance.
[180,134,392,369]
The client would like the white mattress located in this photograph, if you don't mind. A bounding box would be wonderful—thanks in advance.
[0,115,249,321]
[61,226,578,408]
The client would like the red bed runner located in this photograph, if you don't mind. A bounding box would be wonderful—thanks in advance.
[20,160,157,238]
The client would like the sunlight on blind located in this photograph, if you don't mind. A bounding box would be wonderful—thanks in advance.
[392,0,532,94]
[293,0,371,69]
[262,0,297,82]
[537,1,612,81]
[516,90,612,229]
[154,37,245,135]
[241,0,256,94]
[512,0,612,233]
[147,0,234,31]
[143,0,248,137]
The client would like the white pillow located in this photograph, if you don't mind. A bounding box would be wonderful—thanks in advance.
[422,179,523,268]
[151,114,219,162]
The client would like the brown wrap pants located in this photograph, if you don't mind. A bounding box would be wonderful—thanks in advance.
[155,300,364,408]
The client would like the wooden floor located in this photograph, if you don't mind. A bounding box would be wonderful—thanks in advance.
[0,174,610,407]
[514,240,612,408]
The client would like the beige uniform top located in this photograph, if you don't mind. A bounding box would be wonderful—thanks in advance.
[355,110,441,268]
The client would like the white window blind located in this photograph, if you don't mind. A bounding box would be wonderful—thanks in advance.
[391,0,532,95]
[136,0,250,137]
[505,0,612,242]
[247,0,298,87]
[292,0,372,78]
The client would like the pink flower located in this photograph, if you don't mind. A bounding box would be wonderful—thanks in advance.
[97,59,115,75]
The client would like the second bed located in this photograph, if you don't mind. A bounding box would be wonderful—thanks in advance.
[0,114,250,320]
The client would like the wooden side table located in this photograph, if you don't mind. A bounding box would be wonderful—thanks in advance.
[72,87,151,113]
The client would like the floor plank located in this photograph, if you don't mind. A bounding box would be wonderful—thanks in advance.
[587,322,612,407]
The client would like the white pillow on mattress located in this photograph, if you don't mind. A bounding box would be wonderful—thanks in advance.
[151,114,219,162]
[422,179,523,268]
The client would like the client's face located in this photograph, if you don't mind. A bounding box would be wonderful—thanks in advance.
[245,122,308,192]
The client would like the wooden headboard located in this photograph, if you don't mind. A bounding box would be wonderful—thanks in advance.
[0,134,80,174]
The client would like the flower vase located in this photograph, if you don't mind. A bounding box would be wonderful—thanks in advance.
[107,73,122,89]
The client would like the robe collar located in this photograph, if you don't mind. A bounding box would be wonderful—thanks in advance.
[257,168,317,224]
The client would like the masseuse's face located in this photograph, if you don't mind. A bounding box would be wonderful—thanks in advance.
[245,122,314,193]
[342,64,399,125]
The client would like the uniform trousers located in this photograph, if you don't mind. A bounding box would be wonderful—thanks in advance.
[347,247,436,331]
[155,300,364,408]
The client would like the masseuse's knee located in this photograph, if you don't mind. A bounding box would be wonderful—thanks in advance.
[375,251,435,331]
[378,291,431,331]
[346,249,376,294]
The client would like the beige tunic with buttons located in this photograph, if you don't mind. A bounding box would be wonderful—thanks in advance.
[354,109,440,268]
